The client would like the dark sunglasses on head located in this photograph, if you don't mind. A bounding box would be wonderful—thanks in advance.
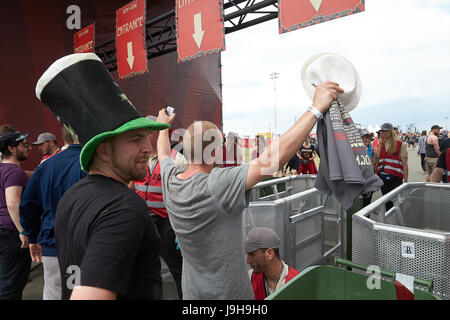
[15,133,28,142]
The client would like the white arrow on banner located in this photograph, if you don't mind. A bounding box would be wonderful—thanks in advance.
[309,0,323,12]
[192,12,205,48]
[127,41,135,69]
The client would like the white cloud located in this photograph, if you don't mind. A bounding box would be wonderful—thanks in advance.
[221,0,450,136]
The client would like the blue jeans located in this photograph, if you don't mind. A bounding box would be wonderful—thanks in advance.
[0,228,31,300]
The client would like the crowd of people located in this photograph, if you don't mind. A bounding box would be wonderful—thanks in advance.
[1,52,449,301]
[227,123,449,210]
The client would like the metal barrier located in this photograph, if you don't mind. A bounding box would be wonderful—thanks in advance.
[352,182,450,299]
[248,174,317,202]
[244,176,346,271]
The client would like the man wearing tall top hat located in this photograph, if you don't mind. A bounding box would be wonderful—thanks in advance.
[35,53,169,300]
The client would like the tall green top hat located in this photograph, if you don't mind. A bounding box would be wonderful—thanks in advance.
[35,53,169,172]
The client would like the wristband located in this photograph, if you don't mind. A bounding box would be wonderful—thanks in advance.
[19,231,25,235]
[307,105,323,120]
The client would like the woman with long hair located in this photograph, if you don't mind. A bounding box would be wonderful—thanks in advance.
[375,123,408,211]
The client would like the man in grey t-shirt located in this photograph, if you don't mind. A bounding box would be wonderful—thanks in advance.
[156,81,343,299]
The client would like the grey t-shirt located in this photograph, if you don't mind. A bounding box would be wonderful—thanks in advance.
[160,158,254,300]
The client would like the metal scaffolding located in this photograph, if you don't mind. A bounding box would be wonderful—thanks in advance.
[95,0,278,71]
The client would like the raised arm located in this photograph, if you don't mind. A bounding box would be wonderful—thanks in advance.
[156,108,176,162]
[245,81,343,190]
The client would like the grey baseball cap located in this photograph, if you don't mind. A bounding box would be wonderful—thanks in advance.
[380,123,394,131]
[359,128,370,137]
[244,227,280,253]
[32,132,56,145]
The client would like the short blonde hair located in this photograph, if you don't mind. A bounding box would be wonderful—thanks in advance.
[183,121,222,164]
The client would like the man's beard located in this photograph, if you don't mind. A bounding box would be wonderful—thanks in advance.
[16,150,27,161]
[111,151,147,183]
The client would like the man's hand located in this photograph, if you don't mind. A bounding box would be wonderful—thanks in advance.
[312,81,344,114]
[19,233,29,249]
[156,108,176,124]
[29,243,42,262]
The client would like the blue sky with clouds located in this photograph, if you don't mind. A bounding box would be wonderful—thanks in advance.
[220,0,450,136]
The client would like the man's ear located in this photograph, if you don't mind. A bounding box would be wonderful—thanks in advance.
[95,140,113,162]
[7,145,15,155]
[264,248,275,261]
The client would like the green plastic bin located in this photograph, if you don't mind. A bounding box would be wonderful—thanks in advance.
[266,258,440,300]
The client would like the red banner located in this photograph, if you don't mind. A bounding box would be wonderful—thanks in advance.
[176,0,225,63]
[74,24,95,53]
[279,0,365,34]
[116,0,148,79]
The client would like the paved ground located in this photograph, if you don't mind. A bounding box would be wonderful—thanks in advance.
[22,147,427,300]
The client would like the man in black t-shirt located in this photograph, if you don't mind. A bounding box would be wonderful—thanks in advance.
[35,53,169,300]
[55,128,165,300]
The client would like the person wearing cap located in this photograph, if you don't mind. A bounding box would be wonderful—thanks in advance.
[130,115,186,299]
[32,132,60,164]
[0,131,32,299]
[19,126,87,300]
[424,125,442,182]
[35,53,169,300]
[431,148,450,183]
[157,81,343,299]
[375,122,408,211]
[244,227,299,300]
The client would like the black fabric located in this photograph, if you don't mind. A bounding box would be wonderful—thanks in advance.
[420,153,426,172]
[285,153,300,172]
[40,59,142,146]
[380,176,403,211]
[150,215,183,299]
[436,148,448,170]
[55,174,162,300]
[0,228,31,300]
[300,145,315,159]
[440,138,450,152]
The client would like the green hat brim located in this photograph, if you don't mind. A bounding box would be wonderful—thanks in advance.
[80,117,170,172]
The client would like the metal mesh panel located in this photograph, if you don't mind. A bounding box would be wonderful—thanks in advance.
[352,183,450,299]
[323,195,342,249]
[372,230,450,299]
[292,211,323,270]
[352,220,374,267]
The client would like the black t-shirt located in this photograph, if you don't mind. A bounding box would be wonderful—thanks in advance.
[437,148,448,170]
[440,138,450,151]
[55,174,161,300]
[300,145,315,160]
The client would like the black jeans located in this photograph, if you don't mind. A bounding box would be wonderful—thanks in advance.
[150,215,183,299]
[0,228,31,300]
[362,192,373,208]
[380,176,403,211]
[420,153,426,172]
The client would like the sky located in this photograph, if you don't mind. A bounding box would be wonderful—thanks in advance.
[220,0,450,137]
